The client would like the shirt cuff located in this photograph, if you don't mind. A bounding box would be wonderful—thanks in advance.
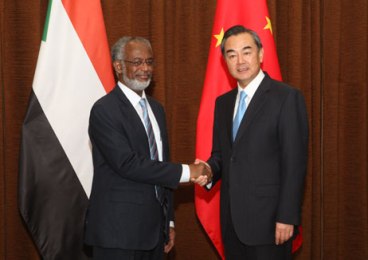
[180,164,190,183]
[170,221,175,228]
[206,181,213,189]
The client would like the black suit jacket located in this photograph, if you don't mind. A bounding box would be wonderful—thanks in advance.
[84,86,182,250]
[208,73,309,245]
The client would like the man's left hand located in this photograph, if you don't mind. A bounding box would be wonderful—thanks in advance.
[164,227,176,253]
[275,222,294,245]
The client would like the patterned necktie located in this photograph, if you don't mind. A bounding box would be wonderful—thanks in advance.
[232,91,247,141]
[139,98,163,204]
[139,99,158,160]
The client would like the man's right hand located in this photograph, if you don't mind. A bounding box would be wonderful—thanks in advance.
[188,162,212,186]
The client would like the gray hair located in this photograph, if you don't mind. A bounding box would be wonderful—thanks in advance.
[111,36,152,62]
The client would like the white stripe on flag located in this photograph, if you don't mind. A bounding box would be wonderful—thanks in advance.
[33,0,106,197]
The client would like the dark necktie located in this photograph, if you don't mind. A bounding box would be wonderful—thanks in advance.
[139,98,164,204]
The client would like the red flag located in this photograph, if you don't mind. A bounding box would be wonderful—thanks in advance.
[195,0,302,258]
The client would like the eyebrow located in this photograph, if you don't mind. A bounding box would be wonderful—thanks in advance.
[225,45,252,55]
[131,57,153,60]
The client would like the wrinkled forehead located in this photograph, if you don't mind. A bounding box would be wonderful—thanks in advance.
[124,41,153,59]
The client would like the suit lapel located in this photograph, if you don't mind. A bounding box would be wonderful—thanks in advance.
[225,89,238,146]
[147,97,170,161]
[233,75,272,144]
[112,86,150,149]
[147,98,164,133]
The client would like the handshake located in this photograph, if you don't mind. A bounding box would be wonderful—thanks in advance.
[188,160,213,186]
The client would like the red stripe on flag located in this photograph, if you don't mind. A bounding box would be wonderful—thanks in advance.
[62,0,114,92]
[195,0,301,258]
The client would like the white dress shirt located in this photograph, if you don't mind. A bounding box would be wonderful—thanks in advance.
[118,82,190,228]
[233,69,265,118]
[206,70,265,189]
[117,82,190,183]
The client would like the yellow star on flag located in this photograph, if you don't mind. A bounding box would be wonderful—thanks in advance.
[263,16,273,34]
[214,28,224,47]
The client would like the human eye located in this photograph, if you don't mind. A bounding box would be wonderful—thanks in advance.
[132,59,144,66]
[145,58,154,66]
[227,54,236,60]
[243,50,251,56]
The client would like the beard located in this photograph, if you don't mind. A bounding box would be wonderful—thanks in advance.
[123,73,151,92]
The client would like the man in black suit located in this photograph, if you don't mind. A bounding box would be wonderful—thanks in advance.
[202,25,309,259]
[84,36,211,259]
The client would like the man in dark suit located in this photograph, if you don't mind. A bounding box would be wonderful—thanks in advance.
[203,25,309,259]
[84,36,211,259]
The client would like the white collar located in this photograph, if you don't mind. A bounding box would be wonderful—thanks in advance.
[117,81,147,107]
[237,70,265,100]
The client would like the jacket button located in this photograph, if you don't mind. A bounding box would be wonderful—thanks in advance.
[231,156,235,162]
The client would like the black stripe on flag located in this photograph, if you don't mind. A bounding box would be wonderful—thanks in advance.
[19,90,91,259]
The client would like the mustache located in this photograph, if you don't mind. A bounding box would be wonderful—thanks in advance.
[135,72,152,78]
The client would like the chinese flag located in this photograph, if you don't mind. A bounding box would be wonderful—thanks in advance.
[195,0,302,258]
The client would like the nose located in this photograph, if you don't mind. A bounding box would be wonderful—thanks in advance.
[237,54,245,64]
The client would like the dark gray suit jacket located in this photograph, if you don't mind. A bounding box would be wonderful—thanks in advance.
[84,86,182,250]
[208,73,309,245]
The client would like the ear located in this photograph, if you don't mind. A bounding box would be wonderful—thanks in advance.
[259,48,264,63]
[113,61,123,74]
